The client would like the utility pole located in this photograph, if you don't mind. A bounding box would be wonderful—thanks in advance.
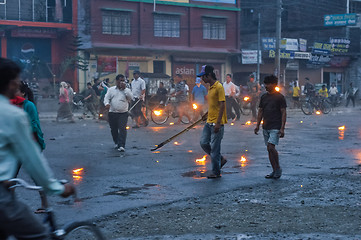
[257,12,261,83]
[346,0,350,39]
[275,0,282,83]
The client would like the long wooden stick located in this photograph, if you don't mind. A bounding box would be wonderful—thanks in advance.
[151,112,208,151]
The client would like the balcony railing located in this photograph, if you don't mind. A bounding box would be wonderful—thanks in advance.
[0,0,72,24]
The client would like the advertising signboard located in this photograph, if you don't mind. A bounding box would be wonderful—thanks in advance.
[97,56,117,73]
[242,50,262,64]
[299,38,307,52]
[269,50,294,59]
[324,13,357,27]
[262,38,276,50]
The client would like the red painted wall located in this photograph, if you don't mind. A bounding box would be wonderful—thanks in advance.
[90,0,239,51]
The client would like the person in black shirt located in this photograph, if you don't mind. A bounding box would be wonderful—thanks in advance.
[254,75,287,179]
[156,82,168,105]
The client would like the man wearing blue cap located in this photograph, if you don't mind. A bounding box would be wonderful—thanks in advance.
[198,65,227,178]
[191,77,207,120]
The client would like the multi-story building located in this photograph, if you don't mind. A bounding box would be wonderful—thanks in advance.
[235,0,361,95]
[0,0,78,92]
[78,0,240,91]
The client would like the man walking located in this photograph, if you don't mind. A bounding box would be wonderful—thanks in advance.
[131,70,147,128]
[198,65,227,179]
[247,74,261,122]
[104,74,133,152]
[346,82,357,107]
[329,83,338,107]
[223,74,240,121]
[191,77,207,120]
[254,75,287,179]
[0,57,75,239]
[82,82,98,119]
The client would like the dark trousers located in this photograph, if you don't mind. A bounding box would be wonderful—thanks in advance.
[108,112,129,148]
[346,96,355,107]
[225,96,240,120]
[250,97,259,120]
[0,185,49,240]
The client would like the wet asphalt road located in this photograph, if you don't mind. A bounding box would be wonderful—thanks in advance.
[15,105,361,239]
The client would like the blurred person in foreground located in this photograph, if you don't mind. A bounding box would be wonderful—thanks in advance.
[0,57,75,239]
[254,75,287,180]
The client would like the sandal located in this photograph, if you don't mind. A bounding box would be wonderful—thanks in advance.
[265,172,275,179]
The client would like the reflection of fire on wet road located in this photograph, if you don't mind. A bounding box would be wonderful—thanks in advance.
[72,168,84,184]
[338,126,345,140]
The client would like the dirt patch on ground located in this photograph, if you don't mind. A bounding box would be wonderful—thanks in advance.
[97,166,361,239]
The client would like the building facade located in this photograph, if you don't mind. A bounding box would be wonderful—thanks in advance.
[0,0,79,93]
[78,0,241,91]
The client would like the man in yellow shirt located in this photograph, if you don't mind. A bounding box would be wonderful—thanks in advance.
[318,85,328,98]
[292,82,300,108]
[198,65,227,178]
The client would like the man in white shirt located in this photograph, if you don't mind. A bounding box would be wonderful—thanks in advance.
[223,74,240,121]
[0,58,75,239]
[104,74,133,152]
[131,71,147,128]
[329,83,338,107]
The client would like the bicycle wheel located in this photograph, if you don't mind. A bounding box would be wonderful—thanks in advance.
[321,100,332,114]
[151,106,169,125]
[61,221,105,240]
[240,101,251,116]
[301,101,313,115]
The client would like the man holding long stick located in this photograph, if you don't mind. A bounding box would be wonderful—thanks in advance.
[198,65,228,179]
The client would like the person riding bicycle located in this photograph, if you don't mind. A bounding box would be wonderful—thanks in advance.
[318,85,328,98]
[0,58,75,240]
[303,77,315,98]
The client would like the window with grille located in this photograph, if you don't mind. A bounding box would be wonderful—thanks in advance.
[102,11,130,35]
[154,14,180,38]
[202,17,226,40]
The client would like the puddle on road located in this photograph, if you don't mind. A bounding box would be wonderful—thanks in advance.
[104,184,160,196]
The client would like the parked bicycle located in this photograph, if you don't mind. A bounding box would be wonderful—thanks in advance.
[301,96,332,115]
[150,96,191,125]
[8,178,105,240]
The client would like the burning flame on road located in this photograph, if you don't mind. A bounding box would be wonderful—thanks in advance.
[193,104,198,110]
[126,126,130,130]
[188,150,193,153]
[240,155,247,167]
[72,168,83,174]
[231,122,234,126]
[195,155,207,165]
[316,111,321,115]
[72,168,84,184]
[338,126,345,130]
[243,96,250,101]
[245,121,252,125]
[169,122,174,125]
[174,141,180,145]
[153,110,162,116]
[275,86,280,92]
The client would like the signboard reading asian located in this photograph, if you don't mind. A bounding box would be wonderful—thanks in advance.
[324,13,357,27]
